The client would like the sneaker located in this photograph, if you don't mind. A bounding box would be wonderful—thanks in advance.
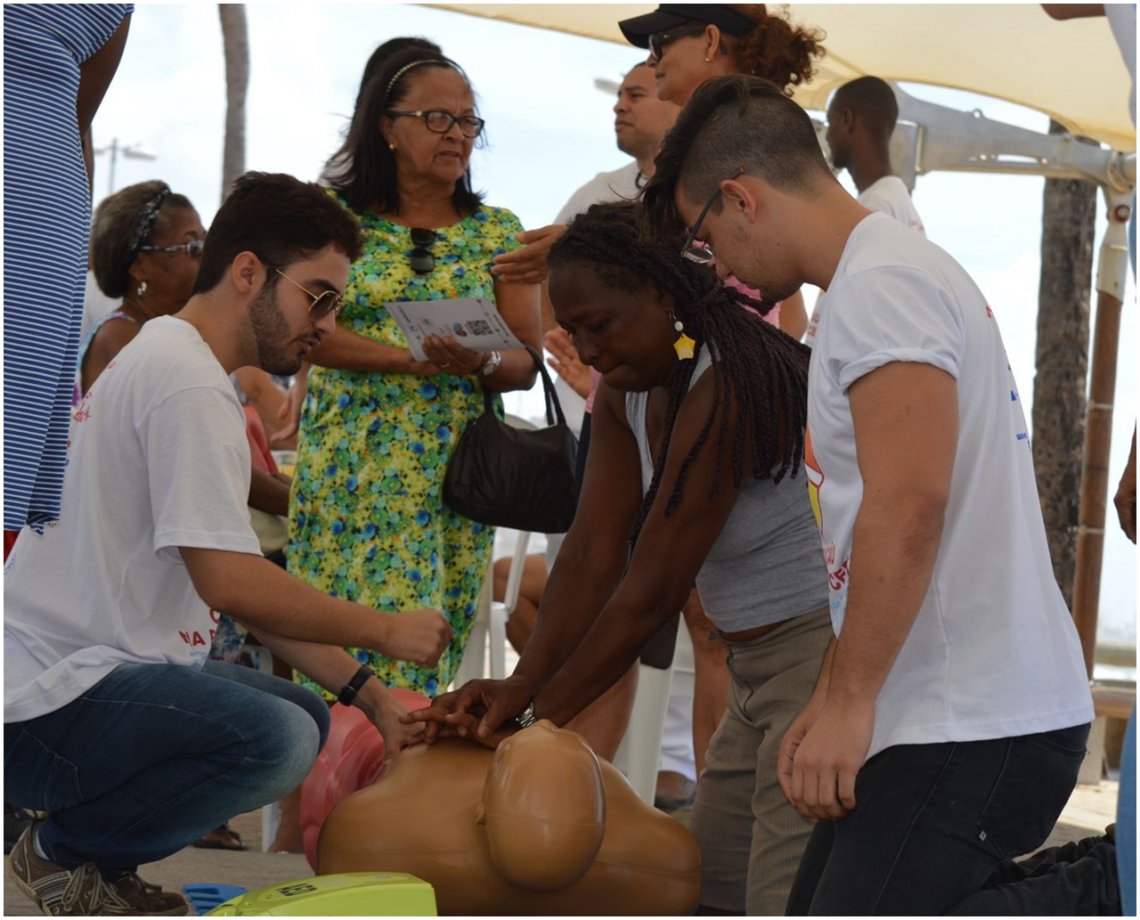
[8,824,188,915]
[104,870,189,915]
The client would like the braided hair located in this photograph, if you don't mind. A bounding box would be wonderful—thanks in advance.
[547,202,810,545]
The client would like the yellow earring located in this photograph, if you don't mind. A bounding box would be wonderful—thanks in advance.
[672,317,695,360]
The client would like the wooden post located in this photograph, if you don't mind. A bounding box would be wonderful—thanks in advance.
[1072,188,1132,677]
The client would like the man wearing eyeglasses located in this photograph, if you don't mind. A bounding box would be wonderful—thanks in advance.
[643,77,1098,915]
[4,172,453,917]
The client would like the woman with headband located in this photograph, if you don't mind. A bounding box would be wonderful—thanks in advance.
[80,181,205,396]
[286,48,540,724]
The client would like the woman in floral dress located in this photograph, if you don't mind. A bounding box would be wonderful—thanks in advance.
[289,50,540,700]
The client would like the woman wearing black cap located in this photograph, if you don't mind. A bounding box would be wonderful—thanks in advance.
[620,4,823,341]
[620,3,823,108]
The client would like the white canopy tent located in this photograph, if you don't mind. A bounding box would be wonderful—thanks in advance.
[431,3,1134,151]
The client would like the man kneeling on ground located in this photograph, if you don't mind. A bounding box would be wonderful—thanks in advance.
[4,172,452,917]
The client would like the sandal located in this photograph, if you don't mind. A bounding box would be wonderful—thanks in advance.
[190,823,246,851]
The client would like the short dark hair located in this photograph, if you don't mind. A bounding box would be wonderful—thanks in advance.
[642,74,833,239]
[324,48,484,217]
[192,172,363,295]
[548,202,809,543]
[91,180,195,298]
[831,75,898,138]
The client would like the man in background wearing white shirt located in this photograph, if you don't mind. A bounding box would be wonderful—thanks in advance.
[804,75,926,347]
[825,75,925,235]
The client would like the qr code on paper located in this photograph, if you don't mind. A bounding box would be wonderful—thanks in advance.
[467,320,494,335]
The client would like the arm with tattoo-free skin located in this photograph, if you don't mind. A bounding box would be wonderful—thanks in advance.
[406,378,643,742]
[779,362,956,821]
[408,369,752,742]
[247,631,428,760]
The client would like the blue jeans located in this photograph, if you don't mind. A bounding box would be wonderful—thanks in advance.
[4,660,330,872]
[786,723,1090,915]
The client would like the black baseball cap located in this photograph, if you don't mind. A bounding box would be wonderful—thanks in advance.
[618,4,758,48]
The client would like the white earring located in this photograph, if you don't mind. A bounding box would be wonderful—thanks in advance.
[137,280,147,297]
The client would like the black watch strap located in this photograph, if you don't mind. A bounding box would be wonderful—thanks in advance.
[337,665,374,706]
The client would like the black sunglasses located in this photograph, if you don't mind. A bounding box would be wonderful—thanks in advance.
[648,22,707,60]
[410,227,438,275]
[139,239,205,260]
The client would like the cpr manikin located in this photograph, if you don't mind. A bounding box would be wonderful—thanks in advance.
[316,719,701,914]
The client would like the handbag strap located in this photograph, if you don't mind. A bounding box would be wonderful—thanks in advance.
[481,344,569,428]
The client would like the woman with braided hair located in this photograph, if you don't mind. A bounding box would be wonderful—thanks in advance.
[410,202,831,914]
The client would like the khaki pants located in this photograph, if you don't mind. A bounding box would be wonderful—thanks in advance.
[689,607,832,914]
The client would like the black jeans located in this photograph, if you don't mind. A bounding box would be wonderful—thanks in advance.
[786,723,1090,916]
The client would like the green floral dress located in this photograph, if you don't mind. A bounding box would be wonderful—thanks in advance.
[288,203,523,698]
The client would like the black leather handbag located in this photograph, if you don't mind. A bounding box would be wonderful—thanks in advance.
[443,346,580,533]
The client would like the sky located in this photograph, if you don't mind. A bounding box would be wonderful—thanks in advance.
[87,2,1136,654]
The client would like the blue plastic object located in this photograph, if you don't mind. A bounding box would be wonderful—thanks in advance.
[183,883,248,916]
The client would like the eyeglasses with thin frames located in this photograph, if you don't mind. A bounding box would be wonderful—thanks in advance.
[386,109,486,139]
[273,268,347,320]
[139,239,205,259]
[648,22,707,61]
[680,166,746,265]
[409,227,438,275]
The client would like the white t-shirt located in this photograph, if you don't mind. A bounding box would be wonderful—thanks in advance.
[554,161,643,226]
[803,177,926,347]
[857,176,925,236]
[4,316,262,723]
[805,213,1093,759]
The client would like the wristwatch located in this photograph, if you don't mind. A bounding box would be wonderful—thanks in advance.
[478,349,502,377]
[511,701,538,730]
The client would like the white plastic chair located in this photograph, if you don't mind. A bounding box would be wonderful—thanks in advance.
[611,625,697,806]
[455,528,531,685]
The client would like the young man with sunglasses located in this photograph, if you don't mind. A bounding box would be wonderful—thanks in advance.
[643,76,1100,914]
[4,173,453,917]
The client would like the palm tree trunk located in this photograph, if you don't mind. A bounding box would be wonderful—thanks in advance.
[218,4,249,202]
[1032,119,1097,610]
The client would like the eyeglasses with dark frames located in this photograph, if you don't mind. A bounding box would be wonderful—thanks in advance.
[409,227,438,275]
[272,268,347,320]
[386,109,486,139]
[139,239,205,260]
[679,166,746,265]
[648,22,708,61]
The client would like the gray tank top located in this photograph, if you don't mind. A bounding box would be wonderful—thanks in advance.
[625,350,828,632]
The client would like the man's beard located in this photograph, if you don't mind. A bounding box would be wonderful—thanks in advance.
[249,284,302,376]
